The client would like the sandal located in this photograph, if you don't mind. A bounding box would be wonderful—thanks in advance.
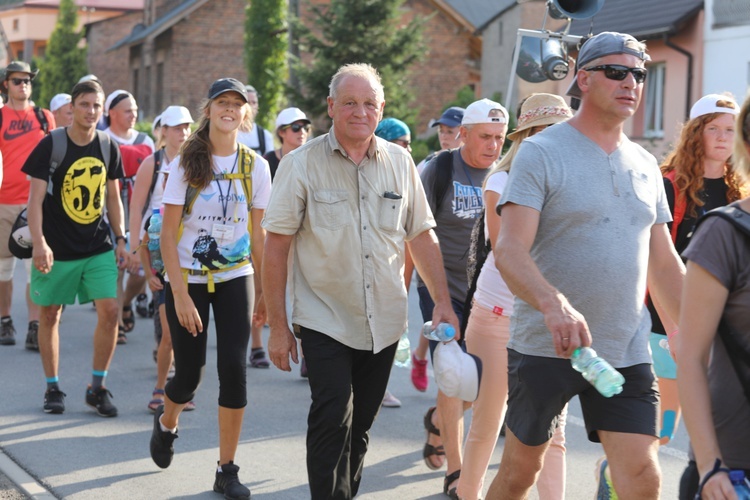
[148,389,165,413]
[423,406,445,470]
[443,469,461,499]
[249,348,270,369]
[121,305,135,333]
[117,326,128,345]
[183,400,196,412]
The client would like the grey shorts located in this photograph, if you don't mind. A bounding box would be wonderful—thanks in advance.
[506,349,659,446]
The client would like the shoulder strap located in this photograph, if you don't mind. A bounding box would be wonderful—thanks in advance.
[33,106,49,135]
[142,149,163,219]
[46,128,69,195]
[433,150,454,215]
[256,125,265,154]
[664,170,684,243]
[134,131,147,145]
[694,204,750,238]
[95,130,113,171]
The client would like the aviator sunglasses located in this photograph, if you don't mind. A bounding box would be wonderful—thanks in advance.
[10,77,31,86]
[582,65,648,84]
[283,122,311,133]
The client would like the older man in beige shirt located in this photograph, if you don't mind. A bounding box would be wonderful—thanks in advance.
[262,63,458,499]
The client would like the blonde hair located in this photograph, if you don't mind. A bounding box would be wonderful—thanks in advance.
[735,94,750,184]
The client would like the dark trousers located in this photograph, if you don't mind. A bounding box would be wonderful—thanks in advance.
[300,327,397,500]
[164,276,253,408]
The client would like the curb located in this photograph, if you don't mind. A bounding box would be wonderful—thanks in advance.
[0,449,55,499]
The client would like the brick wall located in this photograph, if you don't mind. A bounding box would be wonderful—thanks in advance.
[86,11,142,95]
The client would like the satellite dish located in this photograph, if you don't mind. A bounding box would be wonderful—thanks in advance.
[516,36,570,83]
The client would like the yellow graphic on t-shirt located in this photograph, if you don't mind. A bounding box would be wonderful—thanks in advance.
[61,157,107,224]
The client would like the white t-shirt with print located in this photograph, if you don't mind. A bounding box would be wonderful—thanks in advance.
[161,151,271,284]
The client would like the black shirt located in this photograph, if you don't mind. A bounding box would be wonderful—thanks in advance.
[263,150,281,181]
[21,131,124,261]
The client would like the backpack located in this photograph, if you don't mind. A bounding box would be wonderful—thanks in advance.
[178,143,256,293]
[140,148,164,230]
[664,170,685,243]
[253,124,266,155]
[9,128,113,258]
[0,105,50,136]
[692,203,750,404]
[432,150,455,215]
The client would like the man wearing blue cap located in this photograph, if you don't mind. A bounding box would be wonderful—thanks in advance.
[488,32,685,499]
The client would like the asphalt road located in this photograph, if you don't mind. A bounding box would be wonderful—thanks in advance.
[0,265,691,499]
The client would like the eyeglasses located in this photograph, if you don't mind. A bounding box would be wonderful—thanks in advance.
[283,122,310,133]
[582,65,648,84]
[10,77,31,86]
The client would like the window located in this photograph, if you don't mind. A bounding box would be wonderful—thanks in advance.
[132,68,139,102]
[12,19,19,31]
[498,22,503,46]
[155,62,164,114]
[644,63,665,139]
[713,0,750,27]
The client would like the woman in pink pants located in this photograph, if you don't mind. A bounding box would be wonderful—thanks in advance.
[457,94,572,500]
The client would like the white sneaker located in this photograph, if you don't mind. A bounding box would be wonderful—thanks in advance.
[381,390,401,408]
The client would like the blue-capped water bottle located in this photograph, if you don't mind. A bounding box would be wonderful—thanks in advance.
[394,330,411,368]
[570,347,624,398]
[730,470,750,499]
[422,321,456,342]
[147,208,163,272]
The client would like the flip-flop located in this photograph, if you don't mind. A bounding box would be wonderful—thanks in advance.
[121,305,135,333]
[423,406,445,470]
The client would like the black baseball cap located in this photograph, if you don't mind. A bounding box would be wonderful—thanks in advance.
[208,78,248,102]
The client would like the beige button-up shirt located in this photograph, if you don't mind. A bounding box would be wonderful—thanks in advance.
[262,129,435,353]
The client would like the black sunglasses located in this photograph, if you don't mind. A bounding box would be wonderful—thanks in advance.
[284,122,310,133]
[583,65,647,84]
[10,77,31,86]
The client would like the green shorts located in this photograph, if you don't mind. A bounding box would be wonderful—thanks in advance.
[30,251,118,306]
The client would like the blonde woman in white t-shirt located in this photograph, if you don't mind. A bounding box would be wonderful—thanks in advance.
[149,78,271,500]
[457,94,572,500]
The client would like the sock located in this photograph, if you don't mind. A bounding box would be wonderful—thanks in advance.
[92,370,107,390]
[46,376,59,391]
[251,347,263,354]
[158,414,177,434]
[1,316,11,324]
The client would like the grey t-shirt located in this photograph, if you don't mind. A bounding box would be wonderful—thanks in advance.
[418,149,489,302]
[500,123,671,367]
[682,209,750,469]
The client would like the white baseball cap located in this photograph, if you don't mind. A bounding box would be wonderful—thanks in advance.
[434,341,483,402]
[160,106,194,127]
[461,98,508,126]
[50,93,71,112]
[275,107,310,130]
[689,94,740,120]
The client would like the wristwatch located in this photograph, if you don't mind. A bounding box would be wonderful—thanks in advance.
[115,235,128,245]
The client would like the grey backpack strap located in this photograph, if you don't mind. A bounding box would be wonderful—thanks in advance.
[133,131,147,146]
[95,130,113,170]
[47,128,69,195]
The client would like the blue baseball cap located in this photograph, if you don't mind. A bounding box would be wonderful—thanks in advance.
[431,106,465,128]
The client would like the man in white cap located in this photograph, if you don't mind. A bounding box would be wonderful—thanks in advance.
[488,32,685,499]
[237,84,274,155]
[415,97,507,498]
[50,94,72,128]
[0,61,55,350]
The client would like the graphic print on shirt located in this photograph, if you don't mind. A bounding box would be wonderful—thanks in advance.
[62,157,107,224]
[452,181,483,219]
[3,117,35,141]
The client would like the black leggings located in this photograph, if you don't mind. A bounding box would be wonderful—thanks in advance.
[164,275,253,409]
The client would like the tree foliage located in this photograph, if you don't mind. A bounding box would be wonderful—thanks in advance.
[290,0,426,127]
[36,0,87,108]
[245,0,288,130]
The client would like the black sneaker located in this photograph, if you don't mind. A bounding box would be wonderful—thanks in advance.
[0,318,16,346]
[213,461,251,500]
[135,293,149,318]
[25,321,39,351]
[150,405,178,469]
[43,387,66,414]
[85,386,118,417]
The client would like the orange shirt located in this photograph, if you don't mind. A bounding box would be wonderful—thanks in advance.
[0,106,55,205]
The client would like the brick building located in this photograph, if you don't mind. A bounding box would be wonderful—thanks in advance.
[87,0,503,132]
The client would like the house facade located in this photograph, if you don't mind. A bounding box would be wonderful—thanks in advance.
[702,0,750,101]
[0,0,142,65]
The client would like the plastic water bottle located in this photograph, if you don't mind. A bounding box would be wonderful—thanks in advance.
[570,347,625,398]
[422,321,456,342]
[394,331,411,368]
[147,209,163,272]
[730,470,750,499]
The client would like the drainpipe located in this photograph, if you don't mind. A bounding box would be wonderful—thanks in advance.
[663,34,693,121]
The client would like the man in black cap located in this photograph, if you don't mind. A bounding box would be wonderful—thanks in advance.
[0,61,55,350]
[486,32,684,499]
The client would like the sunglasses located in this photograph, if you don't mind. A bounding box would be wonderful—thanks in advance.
[283,122,310,133]
[10,77,31,86]
[583,65,648,84]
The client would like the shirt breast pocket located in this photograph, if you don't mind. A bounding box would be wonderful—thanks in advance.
[378,195,404,233]
[312,189,350,230]
[629,170,654,208]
